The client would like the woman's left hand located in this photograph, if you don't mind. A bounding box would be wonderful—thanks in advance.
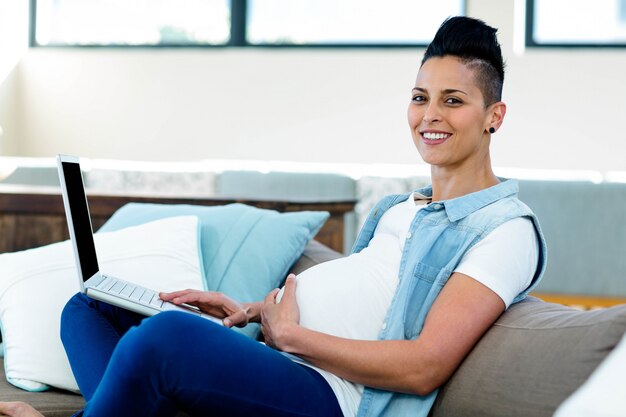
[261,274,300,350]
[0,401,44,417]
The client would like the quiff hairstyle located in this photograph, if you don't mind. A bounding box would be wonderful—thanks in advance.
[421,16,505,106]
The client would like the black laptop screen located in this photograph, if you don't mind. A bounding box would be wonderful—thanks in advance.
[62,161,99,281]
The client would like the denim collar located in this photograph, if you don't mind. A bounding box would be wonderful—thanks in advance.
[413,179,519,223]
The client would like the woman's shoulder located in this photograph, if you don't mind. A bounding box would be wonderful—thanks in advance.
[477,193,534,217]
[460,193,537,235]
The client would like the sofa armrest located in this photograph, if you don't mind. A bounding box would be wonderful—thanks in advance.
[430,296,626,417]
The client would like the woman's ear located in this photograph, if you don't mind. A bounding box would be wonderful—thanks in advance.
[487,102,507,134]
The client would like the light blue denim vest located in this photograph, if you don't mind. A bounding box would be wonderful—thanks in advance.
[352,179,547,417]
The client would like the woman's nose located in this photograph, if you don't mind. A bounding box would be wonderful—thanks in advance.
[422,103,441,123]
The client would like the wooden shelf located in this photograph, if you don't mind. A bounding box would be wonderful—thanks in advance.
[0,185,356,254]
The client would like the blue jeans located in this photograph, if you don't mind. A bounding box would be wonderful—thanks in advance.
[60,293,344,417]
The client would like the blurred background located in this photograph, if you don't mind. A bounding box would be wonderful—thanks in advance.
[0,0,625,175]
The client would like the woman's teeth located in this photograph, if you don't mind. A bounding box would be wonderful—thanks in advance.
[423,132,450,140]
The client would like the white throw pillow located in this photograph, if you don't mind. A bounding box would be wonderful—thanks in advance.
[0,216,204,393]
[553,331,626,417]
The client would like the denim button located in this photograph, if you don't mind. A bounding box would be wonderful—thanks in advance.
[381,322,387,330]
[406,232,412,239]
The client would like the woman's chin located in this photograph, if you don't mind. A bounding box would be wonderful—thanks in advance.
[416,150,446,167]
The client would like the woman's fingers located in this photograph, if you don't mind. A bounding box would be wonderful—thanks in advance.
[161,290,249,323]
[282,274,297,301]
[259,275,301,350]
[264,288,280,304]
[169,291,214,305]
[159,290,254,327]
[163,291,222,307]
[159,288,199,301]
[0,402,44,417]
[223,308,249,328]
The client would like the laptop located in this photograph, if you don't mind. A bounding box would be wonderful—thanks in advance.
[57,154,222,324]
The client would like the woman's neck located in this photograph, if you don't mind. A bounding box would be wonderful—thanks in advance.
[429,158,500,201]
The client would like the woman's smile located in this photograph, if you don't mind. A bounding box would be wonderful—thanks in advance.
[420,130,453,145]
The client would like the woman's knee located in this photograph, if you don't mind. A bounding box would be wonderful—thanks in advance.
[112,312,198,369]
[60,293,91,341]
[62,292,91,315]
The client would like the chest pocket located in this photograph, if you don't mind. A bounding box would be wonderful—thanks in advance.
[403,261,451,339]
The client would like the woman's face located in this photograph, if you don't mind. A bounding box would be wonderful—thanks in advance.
[408,56,497,171]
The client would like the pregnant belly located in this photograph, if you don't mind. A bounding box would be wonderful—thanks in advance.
[289,254,399,341]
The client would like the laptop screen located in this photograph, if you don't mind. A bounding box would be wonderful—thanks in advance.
[62,161,99,281]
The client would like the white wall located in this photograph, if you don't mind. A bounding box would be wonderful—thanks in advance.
[0,69,18,156]
[17,48,421,165]
[5,0,626,173]
[0,0,28,156]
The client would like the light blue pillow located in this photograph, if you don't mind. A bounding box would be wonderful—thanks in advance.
[99,203,329,338]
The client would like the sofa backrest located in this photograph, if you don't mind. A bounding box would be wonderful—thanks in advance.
[518,180,626,296]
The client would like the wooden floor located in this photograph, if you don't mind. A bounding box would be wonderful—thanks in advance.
[532,293,626,310]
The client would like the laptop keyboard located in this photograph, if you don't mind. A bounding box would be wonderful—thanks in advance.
[95,275,164,308]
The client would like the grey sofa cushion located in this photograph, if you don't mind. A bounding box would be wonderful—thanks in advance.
[290,239,343,274]
[431,296,626,417]
[217,171,357,201]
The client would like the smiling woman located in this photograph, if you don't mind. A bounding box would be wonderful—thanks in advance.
[0,16,546,417]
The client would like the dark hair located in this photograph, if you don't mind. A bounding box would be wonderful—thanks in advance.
[421,16,505,106]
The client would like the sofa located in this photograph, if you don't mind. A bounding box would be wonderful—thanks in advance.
[1,158,625,415]
[1,239,626,417]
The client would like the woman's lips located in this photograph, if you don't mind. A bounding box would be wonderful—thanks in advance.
[421,131,451,145]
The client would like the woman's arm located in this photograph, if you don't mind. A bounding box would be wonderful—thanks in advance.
[262,273,505,396]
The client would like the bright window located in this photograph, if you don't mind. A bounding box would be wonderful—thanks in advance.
[31,0,465,47]
[247,0,465,46]
[33,0,230,46]
[528,0,626,46]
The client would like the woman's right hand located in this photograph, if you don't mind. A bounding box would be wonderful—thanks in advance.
[159,289,259,328]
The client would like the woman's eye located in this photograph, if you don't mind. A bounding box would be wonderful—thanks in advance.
[411,95,426,103]
[445,97,462,105]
